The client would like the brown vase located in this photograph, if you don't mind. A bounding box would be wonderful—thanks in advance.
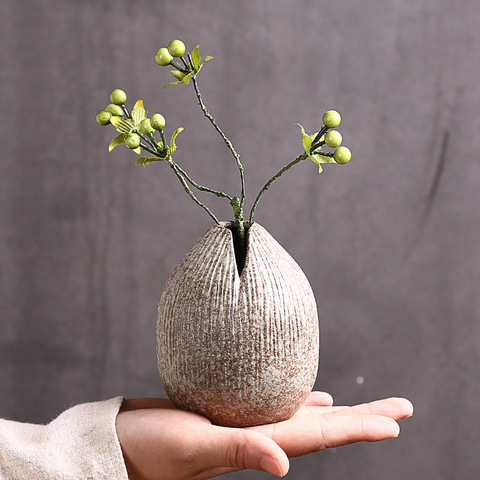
[156,221,319,427]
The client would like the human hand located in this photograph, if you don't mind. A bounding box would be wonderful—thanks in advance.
[115,392,413,479]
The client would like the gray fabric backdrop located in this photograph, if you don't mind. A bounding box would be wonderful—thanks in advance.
[1,0,479,478]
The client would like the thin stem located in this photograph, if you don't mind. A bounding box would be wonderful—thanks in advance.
[167,159,220,224]
[230,196,246,260]
[249,153,308,223]
[311,125,329,148]
[310,140,326,151]
[148,132,166,155]
[172,162,233,200]
[171,60,188,74]
[311,150,334,158]
[121,104,131,119]
[141,134,156,150]
[191,76,246,213]
[180,57,190,71]
[187,54,195,70]
[159,130,167,148]
[120,104,132,118]
[140,143,160,156]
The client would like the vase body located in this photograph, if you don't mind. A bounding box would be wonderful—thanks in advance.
[156,222,319,427]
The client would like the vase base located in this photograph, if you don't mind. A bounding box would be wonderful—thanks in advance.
[167,387,311,427]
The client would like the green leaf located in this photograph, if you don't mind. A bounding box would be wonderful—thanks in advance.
[135,155,163,166]
[312,152,336,164]
[132,98,146,126]
[170,127,184,145]
[191,45,201,71]
[133,146,141,155]
[297,123,316,155]
[297,123,327,173]
[297,123,312,151]
[110,116,134,134]
[168,127,184,154]
[170,70,186,81]
[108,133,126,152]
[308,154,323,173]
[182,72,195,85]
[135,156,151,166]
[202,55,213,64]
[162,80,184,90]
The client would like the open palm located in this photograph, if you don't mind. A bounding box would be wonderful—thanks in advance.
[115,392,413,479]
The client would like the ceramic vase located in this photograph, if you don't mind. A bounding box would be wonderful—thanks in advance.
[156,221,319,427]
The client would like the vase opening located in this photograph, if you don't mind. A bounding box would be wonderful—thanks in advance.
[225,221,251,276]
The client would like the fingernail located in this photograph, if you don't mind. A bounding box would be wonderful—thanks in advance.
[260,455,283,477]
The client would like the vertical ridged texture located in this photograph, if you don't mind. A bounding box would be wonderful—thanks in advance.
[156,222,319,427]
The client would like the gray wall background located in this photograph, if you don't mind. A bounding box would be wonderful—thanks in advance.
[1,0,479,478]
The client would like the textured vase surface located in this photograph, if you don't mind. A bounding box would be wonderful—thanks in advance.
[156,222,319,427]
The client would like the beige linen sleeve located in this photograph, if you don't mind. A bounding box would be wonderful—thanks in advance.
[0,397,129,480]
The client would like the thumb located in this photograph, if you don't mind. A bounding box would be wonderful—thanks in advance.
[202,426,290,477]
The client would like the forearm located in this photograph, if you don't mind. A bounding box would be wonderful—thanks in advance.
[0,397,128,480]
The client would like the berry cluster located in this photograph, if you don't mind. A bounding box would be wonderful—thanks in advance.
[297,110,351,173]
[321,110,351,163]
[95,39,352,232]
[154,40,214,90]
[96,88,181,164]
[154,39,186,66]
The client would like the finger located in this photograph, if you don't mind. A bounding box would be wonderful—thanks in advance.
[301,391,334,407]
[197,426,290,478]
[250,413,400,458]
[299,397,413,420]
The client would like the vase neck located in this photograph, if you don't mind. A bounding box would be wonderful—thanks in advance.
[225,221,250,276]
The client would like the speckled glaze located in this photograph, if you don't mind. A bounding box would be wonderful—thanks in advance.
[156,222,319,427]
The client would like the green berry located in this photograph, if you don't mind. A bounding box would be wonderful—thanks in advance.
[125,133,141,149]
[333,146,351,164]
[168,39,186,57]
[155,47,173,66]
[171,70,186,81]
[139,118,155,135]
[105,103,124,116]
[322,110,341,128]
[110,89,127,105]
[96,110,111,126]
[150,113,166,130]
[325,130,342,148]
